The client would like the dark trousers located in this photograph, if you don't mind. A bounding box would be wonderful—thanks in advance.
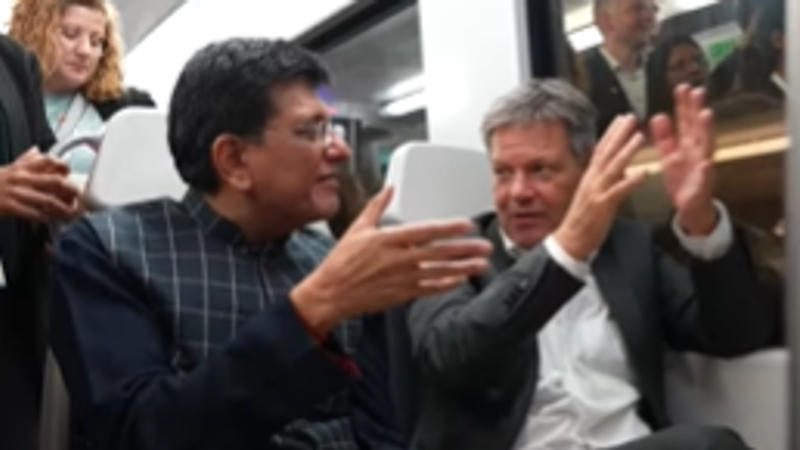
[607,425,750,450]
[0,292,47,450]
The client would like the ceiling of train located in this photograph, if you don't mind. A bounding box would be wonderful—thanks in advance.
[321,6,422,125]
[116,0,184,52]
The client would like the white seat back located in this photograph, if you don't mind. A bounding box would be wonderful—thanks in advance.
[383,142,492,222]
[666,350,788,450]
[85,108,187,207]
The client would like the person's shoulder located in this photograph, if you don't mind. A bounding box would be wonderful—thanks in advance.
[94,86,157,121]
[0,35,39,81]
[119,87,156,108]
[80,198,190,245]
[0,35,26,61]
[580,46,603,65]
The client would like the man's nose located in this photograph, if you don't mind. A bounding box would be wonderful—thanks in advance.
[325,133,352,162]
[510,174,536,202]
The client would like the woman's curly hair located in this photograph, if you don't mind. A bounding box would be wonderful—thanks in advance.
[9,0,124,102]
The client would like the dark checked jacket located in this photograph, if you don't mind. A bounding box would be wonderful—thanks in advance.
[50,189,404,450]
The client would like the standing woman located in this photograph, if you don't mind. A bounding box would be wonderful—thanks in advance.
[9,0,154,176]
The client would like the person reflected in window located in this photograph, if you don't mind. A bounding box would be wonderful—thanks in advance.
[407,79,778,450]
[708,0,785,103]
[9,0,154,183]
[0,34,80,450]
[759,0,786,97]
[582,0,658,134]
[648,36,709,117]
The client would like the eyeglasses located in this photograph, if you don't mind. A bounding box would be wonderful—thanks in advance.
[293,120,338,147]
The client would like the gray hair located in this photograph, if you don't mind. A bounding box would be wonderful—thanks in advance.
[481,79,598,165]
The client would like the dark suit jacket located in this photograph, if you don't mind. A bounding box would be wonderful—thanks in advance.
[582,47,657,135]
[0,34,57,450]
[407,212,778,450]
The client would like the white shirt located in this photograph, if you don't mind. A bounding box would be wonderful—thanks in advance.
[599,47,648,119]
[509,202,733,450]
[771,72,787,95]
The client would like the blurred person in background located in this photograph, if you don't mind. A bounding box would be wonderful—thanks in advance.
[709,0,785,103]
[582,0,659,134]
[9,0,154,181]
[648,35,710,117]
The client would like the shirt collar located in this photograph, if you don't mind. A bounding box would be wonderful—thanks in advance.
[499,226,597,262]
[771,72,788,94]
[181,188,290,254]
[499,228,521,259]
[599,46,646,74]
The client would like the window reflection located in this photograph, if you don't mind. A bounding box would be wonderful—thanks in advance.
[563,0,786,132]
[559,0,786,279]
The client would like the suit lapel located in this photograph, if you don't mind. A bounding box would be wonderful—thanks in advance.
[591,227,650,379]
[485,218,514,272]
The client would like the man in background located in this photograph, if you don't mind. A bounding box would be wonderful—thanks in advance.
[582,0,659,133]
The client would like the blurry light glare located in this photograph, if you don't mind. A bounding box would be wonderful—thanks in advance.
[568,25,603,52]
[380,90,426,117]
[672,0,718,14]
[383,74,425,100]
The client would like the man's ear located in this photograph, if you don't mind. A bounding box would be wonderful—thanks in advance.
[211,134,253,192]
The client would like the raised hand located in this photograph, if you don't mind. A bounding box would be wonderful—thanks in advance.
[553,114,647,261]
[0,147,80,223]
[291,187,492,335]
[650,84,717,235]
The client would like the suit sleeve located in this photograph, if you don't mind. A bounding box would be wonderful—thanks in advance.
[51,220,355,450]
[408,245,583,390]
[22,48,55,151]
[655,225,779,356]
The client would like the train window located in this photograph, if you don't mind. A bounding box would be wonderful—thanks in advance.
[556,0,785,277]
[300,4,425,197]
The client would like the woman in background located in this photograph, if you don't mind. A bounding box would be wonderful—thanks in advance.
[647,35,709,117]
[9,0,154,178]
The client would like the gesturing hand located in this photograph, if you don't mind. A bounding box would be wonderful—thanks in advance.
[292,187,492,335]
[0,147,80,223]
[553,114,647,261]
[650,84,718,236]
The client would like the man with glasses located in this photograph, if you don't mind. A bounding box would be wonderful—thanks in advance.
[50,38,491,450]
[582,0,659,134]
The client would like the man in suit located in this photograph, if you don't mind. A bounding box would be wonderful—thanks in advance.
[408,79,778,449]
[0,34,80,449]
[49,38,491,450]
[582,0,658,134]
